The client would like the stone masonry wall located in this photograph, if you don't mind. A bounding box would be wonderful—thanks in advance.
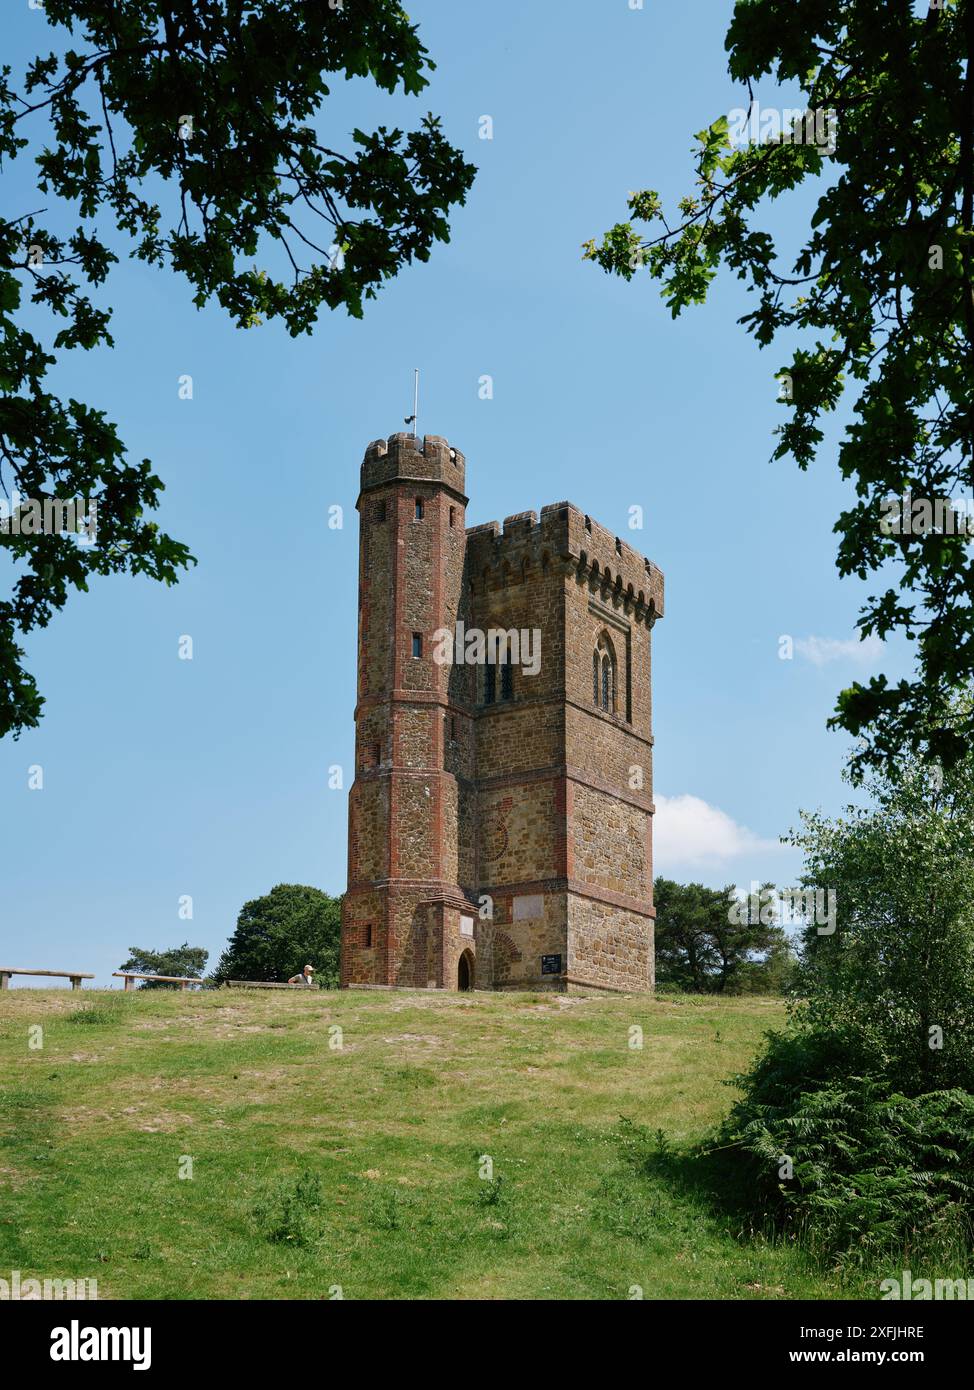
[567,895,654,992]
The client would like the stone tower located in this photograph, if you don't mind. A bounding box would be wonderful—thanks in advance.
[341,434,475,991]
[341,433,664,993]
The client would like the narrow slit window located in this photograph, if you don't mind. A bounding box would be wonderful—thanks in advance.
[594,634,616,715]
[483,664,496,705]
[412,632,422,658]
[364,924,373,948]
[415,498,424,520]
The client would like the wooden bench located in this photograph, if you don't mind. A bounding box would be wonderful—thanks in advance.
[112,972,203,991]
[0,968,95,991]
[224,980,319,990]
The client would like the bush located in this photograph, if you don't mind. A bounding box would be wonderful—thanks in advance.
[721,1029,974,1265]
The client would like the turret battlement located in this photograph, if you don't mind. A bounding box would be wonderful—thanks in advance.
[360,432,467,499]
[465,499,664,622]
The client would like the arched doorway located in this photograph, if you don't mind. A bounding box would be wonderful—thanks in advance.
[457,951,474,992]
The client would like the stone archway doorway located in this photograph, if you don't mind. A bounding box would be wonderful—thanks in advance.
[457,951,474,992]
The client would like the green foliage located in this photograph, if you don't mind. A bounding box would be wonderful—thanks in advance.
[1,2,475,738]
[587,0,974,775]
[118,942,208,988]
[391,1065,436,1089]
[788,738,974,1095]
[654,877,794,993]
[367,1186,406,1231]
[65,1004,123,1024]
[722,724,974,1262]
[252,1169,324,1247]
[732,938,798,996]
[722,1032,974,1265]
[477,1175,505,1208]
[213,882,341,987]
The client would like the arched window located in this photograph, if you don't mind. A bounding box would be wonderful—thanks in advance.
[593,633,616,714]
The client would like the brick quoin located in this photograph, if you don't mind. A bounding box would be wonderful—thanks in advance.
[340,433,664,993]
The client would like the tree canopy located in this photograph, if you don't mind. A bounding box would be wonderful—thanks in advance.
[586,0,974,777]
[654,877,792,994]
[213,882,341,987]
[1,1,475,738]
[119,941,208,987]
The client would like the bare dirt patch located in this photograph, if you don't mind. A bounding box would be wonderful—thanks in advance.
[381,1034,443,1047]
[0,1165,30,1190]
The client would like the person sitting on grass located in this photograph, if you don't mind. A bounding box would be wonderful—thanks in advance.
[287,964,315,987]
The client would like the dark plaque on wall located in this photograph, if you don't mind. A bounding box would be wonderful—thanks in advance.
[541,954,562,975]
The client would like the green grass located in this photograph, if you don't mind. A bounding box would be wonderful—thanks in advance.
[0,986,880,1300]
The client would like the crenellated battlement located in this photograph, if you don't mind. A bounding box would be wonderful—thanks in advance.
[465,500,664,623]
[360,432,467,499]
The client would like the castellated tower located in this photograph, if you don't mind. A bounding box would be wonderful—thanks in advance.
[342,433,474,991]
[341,432,664,993]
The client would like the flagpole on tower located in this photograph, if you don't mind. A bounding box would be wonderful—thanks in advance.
[404,368,420,439]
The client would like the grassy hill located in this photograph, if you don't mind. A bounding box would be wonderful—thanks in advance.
[0,986,878,1300]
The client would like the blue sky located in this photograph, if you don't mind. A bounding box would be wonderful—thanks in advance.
[1,1,904,986]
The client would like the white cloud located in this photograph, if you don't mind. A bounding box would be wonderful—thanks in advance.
[793,633,884,667]
[653,793,784,867]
